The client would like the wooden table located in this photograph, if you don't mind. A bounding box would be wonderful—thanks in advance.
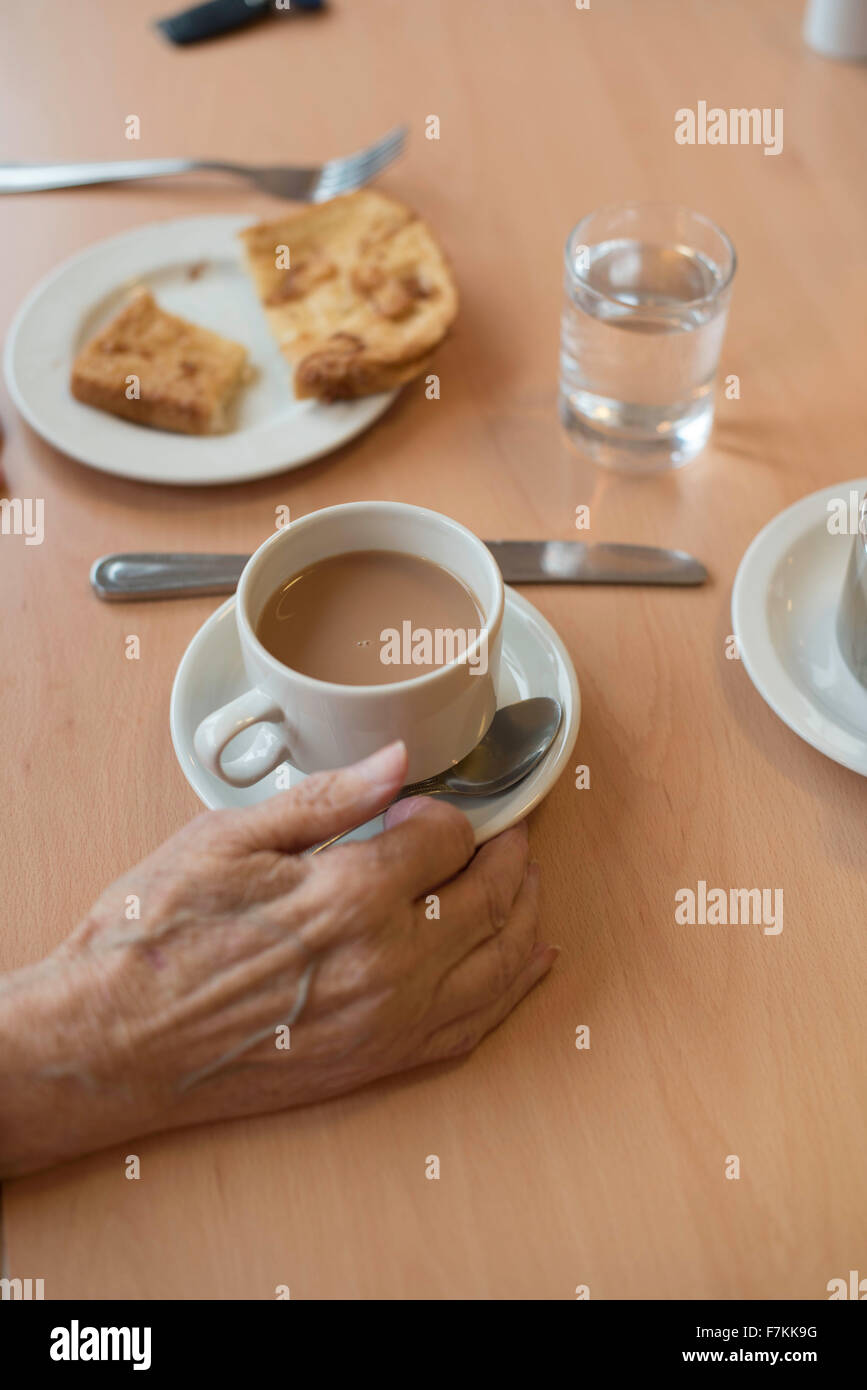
[2,0,865,1300]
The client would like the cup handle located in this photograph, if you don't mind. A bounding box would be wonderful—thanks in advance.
[193,688,292,789]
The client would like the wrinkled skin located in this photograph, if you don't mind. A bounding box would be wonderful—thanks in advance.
[0,742,556,1176]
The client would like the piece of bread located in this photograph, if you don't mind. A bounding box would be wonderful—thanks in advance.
[239,191,458,401]
[70,289,250,435]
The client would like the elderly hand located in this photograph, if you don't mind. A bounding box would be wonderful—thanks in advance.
[0,741,555,1176]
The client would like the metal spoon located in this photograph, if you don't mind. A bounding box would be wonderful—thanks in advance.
[311,696,563,853]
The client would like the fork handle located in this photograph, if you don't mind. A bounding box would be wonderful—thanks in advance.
[0,158,243,194]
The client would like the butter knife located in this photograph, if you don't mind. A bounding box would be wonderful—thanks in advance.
[90,544,707,600]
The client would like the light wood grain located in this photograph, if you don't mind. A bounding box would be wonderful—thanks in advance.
[1,0,866,1300]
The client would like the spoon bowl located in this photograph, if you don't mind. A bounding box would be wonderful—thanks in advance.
[398,697,563,800]
[311,698,562,853]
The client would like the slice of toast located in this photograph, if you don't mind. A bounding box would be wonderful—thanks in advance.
[70,289,250,435]
[239,190,458,401]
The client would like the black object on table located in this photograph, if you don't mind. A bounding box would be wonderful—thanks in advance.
[156,0,324,47]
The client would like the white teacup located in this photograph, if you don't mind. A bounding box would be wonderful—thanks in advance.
[193,501,504,787]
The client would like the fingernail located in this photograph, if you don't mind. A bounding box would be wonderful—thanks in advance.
[383,794,429,828]
[533,942,560,960]
[354,741,407,790]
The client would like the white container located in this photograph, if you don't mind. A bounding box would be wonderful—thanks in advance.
[803,0,867,59]
[193,502,504,785]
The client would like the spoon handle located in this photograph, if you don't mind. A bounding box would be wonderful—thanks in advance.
[308,784,444,855]
[308,804,392,856]
[309,826,365,855]
[394,775,447,800]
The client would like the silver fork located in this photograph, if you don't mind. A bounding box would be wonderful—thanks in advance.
[0,125,407,201]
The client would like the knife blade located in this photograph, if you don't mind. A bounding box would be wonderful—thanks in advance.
[484,540,706,585]
[90,544,707,601]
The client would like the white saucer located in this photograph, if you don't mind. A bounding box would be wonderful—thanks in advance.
[731,479,867,776]
[3,215,396,487]
[170,587,580,844]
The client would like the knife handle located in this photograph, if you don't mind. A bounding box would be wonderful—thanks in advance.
[90,553,248,601]
[156,0,323,46]
[156,0,269,46]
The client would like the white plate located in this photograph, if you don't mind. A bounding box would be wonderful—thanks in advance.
[170,586,581,844]
[3,215,397,487]
[731,479,867,776]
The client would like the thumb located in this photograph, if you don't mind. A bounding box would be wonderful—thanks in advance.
[235,740,408,854]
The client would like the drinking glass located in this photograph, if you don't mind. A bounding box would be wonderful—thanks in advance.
[559,202,736,474]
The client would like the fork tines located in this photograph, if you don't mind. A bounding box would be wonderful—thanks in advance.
[313,125,407,201]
